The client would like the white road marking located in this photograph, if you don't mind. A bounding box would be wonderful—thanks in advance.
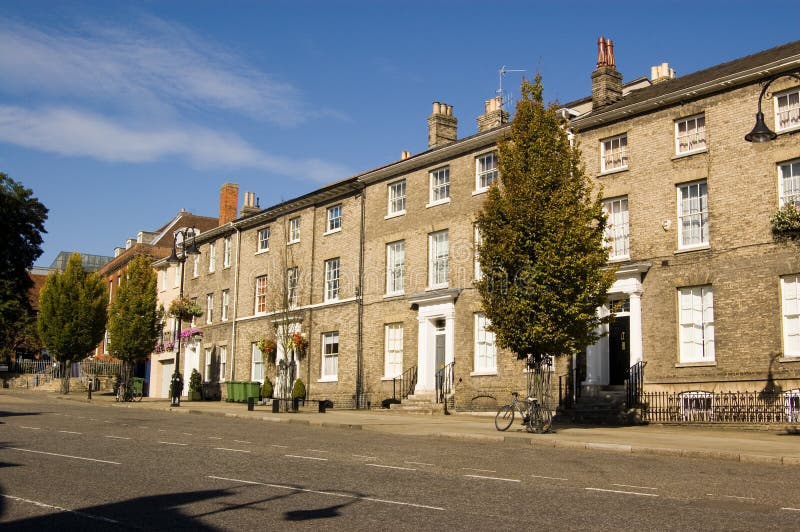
[271,444,289,448]
[207,476,445,511]
[234,440,252,444]
[586,487,658,497]
[404,461,435,467]
[285,454,328,461]
[215,448,251,453]
[353,454,376,460]
[6,447,120,465]
[158,441,188,446]
[89,418,98,421]
[103,421,112,423]
[306,449,329,453]
[138,426,148,429]
[58,431,82,435]
[182,432,192,436]
[105,436,131,440]
[1,494,119,524]
[366,464,416,471]
[462,467,496,473]
[464,474,520,483]
[208,437,223,440]
[612,483,658,490]
[20,426,40,430]
[158,429,167,432]
[721,495,756,500]
[781,507,800,511]
[532,474,568,481]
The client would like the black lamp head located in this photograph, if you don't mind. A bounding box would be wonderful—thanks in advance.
[745,111,777,143]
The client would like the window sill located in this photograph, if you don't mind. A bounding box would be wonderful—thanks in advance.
[255,249,269,255]
[779,356,800,363]
[607,255,630,263]
[381,375,400,381]
[323,228,342,236]
[426,284,449,291]
[675,361,716,368]
[385,210,406,220]
[287,240,300,246]
[472,188,488,196]
[425,198,451,209]
[317,377,338,383]
[599,166,628,177]
[383,292,405,300]
[672,148,708,160]
[323,298,340,304]
[208,270,215,275]
[470,370,497,377]
[776,125,800,137]
[674,245,710,255]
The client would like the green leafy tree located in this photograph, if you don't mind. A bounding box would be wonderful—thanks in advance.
[37,253,107,393]
[0,173,48,363]
[476,76,614,364]
[107,254,160,388]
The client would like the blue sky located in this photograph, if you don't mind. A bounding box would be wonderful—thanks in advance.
[2,1,799,267]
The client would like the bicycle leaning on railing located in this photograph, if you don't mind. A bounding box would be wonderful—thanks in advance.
[115,378,143,402]
[494,389,552,434]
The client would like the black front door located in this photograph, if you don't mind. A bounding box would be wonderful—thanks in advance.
[609,316,630,386]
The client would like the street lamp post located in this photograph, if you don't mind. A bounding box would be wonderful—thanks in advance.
[167,227,200,407]
[745,72,800,143]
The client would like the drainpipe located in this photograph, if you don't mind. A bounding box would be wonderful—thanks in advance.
[230,225,241,381]
[356,185,366,408]
[307,206,317,397]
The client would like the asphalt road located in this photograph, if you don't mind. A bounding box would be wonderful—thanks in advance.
[1,394,799,530]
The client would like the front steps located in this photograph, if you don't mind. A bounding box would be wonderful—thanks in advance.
[389,392,448,415]
[557,386,644,425]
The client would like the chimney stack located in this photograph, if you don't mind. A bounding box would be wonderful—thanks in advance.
[650,62,675,84]
[477,96,508,133]
[428,102,458,148]
[219,182,239,225]
[591,36,623,109]
[240,191,260,217]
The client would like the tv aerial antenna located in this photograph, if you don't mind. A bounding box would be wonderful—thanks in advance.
[497,65,525,111]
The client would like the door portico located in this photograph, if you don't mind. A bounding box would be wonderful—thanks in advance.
[409,289,460,393]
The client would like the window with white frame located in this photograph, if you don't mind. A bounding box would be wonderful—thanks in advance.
[223,236,231,268]
[476,152,498,191]
[206,293,214,324]
[678,181,709,249]
[173,264,180,288]
[474,226,483,281]
[218,346,227,382]
[192,254,199,278]
[600,133,628,172]
[326,204,342,232]
[257,227,270,252]
[474,313,497,373]
[205,347,212,382]
[287,267,298,308]
[325,258,340,302]
[321,332,339,380]
[288,217,301,243]
[255,275,268,314]
[251,343,264,383]
[388,180,406,215]
[675,114,706,155]
[386,241,405,295]
[781,275,800,358]
[775,87,800,132]
[603,196,630,259]
[678,285,715,363]
[429,230,449,288]
[429,166,450,203]
[222,289,229,321]
[779,159,800,207]
[384,323,403,378]
[208,241,216,272]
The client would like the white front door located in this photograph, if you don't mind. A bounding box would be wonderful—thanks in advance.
[184,344,199,394]
[415,301,455,393]
[160,360,174,398]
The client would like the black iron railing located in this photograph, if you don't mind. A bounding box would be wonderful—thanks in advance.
[392,366,417,401]
[641,390,800,424]
[626,361,646,407]
[435,361,455,404]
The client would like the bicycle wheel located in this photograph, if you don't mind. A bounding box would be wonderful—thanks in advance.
[528,404,553,434]
[133,390,143,402]
[494,404,515,431]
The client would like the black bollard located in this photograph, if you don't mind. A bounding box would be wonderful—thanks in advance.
[88,379,93,400]
[272,399,280,413]
[247,396,255,411]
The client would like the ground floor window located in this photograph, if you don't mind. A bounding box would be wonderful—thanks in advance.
[474,313,496,373]
[680,391,713,421]
[321,332,339,380]
[781,275,800,358]
[251,343,264,383]
[384,323,403,378]
[218,346,227,382]
[678,285,715,363]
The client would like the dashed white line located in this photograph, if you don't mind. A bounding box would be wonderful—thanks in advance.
[612,483,658,491]
[6,447,121,465]
[462,467,496,473]
[138,426,149,429]
[270,444,289,448]
[366,464,417,471]
[306,449,329,453]
[215,448,251,453]
[158,441,188,446]
[464,474,520,483]
[1,494,119,524]
[404,461,435,467]
[781,507,800,511]
[104,436,131,440]
[234,440,252,444]
[532,474,569,481]
[353,454,376,460]
[207,476,445,511]
[208,437,223,440]
[285,454,328,461]
[20,426,40,430]
[58,430,82,435]
[158,429,167,432]
[182,433,193,436]
[586,487,658,497]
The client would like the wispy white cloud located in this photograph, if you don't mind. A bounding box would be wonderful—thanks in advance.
[0,17,328,126]
[0,105,350,183]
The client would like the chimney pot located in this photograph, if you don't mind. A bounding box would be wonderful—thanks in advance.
[591,36,623,109]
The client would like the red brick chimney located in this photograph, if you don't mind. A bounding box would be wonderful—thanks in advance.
[219,182,239,225]
[591,36,623,109]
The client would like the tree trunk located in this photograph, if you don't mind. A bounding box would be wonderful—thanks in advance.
[60,361,70,394]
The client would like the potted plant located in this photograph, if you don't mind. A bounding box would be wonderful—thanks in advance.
[261,377,274,405]
[771,203,800,239]
[291,378,306,411]
[168,297,204,322]
[256,337,277,365]
[188,369,202,401]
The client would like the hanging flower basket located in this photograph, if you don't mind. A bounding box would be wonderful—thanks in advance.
[771,204,800,239]
[168,297,204,321]
[292,332,308,358]
[180,328,203,340]
[256,338,277,365]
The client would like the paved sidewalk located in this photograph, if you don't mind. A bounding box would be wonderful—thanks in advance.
[7,389,800,466]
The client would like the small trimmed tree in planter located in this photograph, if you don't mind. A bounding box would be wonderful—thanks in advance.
[261,377,274,404]
[291,378,306,411]
[188,368,202,401]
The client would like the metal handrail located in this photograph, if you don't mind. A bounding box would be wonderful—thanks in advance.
[392,366,417,400]
[435,361,455,404]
